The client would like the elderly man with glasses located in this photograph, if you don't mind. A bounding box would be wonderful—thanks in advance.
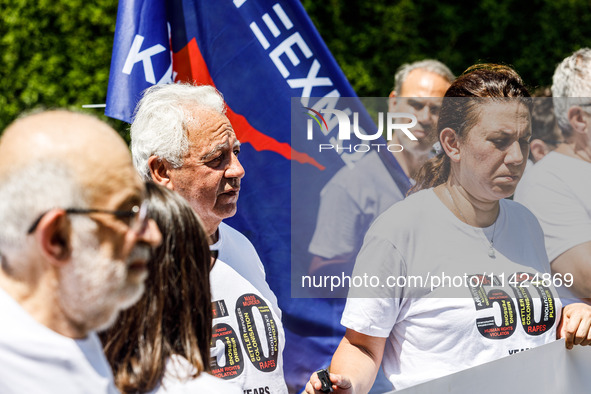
[0,110,161,393]
[515,48,591,304]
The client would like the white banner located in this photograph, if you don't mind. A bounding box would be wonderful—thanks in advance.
[393,340,591,393]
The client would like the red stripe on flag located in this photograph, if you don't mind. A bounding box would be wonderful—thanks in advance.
[172,38,325,171]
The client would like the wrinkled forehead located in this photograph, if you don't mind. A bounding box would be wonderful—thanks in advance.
[478,99,531,117]
[186,109,236,145]
[472,100,532,131]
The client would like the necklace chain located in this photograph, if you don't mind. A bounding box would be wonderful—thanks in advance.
[445,185,497,258]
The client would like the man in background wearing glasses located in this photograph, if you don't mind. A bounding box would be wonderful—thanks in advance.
[515,48,591,304]
[0,110,161,393]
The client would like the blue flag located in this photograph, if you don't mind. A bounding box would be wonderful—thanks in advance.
[106,1,406,391]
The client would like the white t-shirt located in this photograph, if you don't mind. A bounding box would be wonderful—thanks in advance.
[308,150,407,260]
[514,152,591,262]
[0,287,118,394]
[210,223,287,394]
[342,189,562,390]
[148,355,241,393]
[212,223,280,317]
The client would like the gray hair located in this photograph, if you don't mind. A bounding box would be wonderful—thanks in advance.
[130,83,226,181]
[0,160,86,271]
[393,59,455,95]
[552,48,591,138]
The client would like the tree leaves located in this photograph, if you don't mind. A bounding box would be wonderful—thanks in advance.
[1,0,591,140]
[301,0,591,96]
[0,0,126,138]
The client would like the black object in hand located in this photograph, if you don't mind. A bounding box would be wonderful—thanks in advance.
[316,368,333,393]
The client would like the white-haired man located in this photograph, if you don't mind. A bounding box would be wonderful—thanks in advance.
[0,111,162,393]
[515,48,591,302]
[131,83,287,394]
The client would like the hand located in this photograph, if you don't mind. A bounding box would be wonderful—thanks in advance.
[305,371,353,394]
[558,303,591,349]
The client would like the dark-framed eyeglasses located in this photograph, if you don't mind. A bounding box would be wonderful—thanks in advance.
[27,200,150,235]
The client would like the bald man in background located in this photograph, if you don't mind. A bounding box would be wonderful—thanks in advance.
[0,111,161,393]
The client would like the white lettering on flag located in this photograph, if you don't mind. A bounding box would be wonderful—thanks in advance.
[272,4,293,29]
[250,3,295,54]
[122,35,166,84]
[262,13,281,37]
[269,32,312,78]
[250,22,270,49]
[288,59,333,105]
[242,2,360,165]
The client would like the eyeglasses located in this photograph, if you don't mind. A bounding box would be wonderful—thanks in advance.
[27,200,150,235]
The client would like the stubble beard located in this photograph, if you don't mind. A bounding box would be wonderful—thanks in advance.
[58,217,146,333]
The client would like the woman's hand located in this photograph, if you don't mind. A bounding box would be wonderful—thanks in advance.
[304,329,386,394]
[558,303,591,349]
[305,371,353,394]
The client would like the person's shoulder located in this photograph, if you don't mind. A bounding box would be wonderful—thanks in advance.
[0,288,70,347]
[154,356,241,394]
[377,188,431,215]
[527,151,575,178]
[322,151,384,189]
[515,153,558,196]
[190,373,241,393]
[218,222,257,250]
[210,258,240,278]
[369,188,432,232]
[219,221,248,239]
[216,223,268,284]
[502,198,540,227]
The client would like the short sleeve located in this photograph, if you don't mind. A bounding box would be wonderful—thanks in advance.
[308,182,362,259]
[518,179,591,262]
[341,234,406,338]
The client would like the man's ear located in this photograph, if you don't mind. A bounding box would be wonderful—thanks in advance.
[440,127,460,162]
[529,139,549,163]
[35,210,71,266]
[388,90,397,112]
[568,106,589,137]
[148,156,172,188]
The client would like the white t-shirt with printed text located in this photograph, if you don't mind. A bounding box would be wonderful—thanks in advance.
[210,223,287,394]
[342,189,562,390]
[148,355,241,394]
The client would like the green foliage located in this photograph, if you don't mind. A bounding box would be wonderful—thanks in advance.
[301,0,591,96]
[1,0,591,140]
[0,0,128,140]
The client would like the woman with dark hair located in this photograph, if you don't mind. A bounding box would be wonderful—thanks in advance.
[101,183,239,393]
[306,65,591,393]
